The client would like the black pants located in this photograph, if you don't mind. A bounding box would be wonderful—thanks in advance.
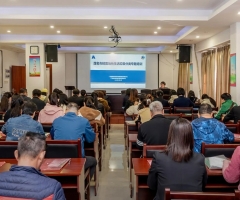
[84,156,97,179]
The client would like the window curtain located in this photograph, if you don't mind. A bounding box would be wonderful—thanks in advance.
[178,63,190,94]
[201,51,215,99]
[215,45,230,108]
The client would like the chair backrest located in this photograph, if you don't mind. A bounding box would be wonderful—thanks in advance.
[192,114,198,121]
[174,107,193,114]
[45,139,81,158]
[225,123,239,134]
[121,90,126,95]
[41,123,52,133]
[0,141,18,158]
[143,144,166,158]
[164,188,240,200]
[163,107,171,114]
[164,114,182,120]
[140,89,152,95]
[201,143,240,158]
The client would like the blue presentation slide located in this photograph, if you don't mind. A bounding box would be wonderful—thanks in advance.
[90,54,146,88]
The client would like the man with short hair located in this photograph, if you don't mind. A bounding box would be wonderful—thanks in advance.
[192,103,234,153]
[19,88,31,102]
[1,101,45,141]
[50,102,97,178]
[154,90,169,107]
[0,132,66,200]
[68,89,84,108]
[159,81,168,89]
[136,101,172,150]
[31,89,46,111]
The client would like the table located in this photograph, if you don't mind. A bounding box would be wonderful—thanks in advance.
[234,134,240,143]
[0,158,86,200]
[128,134,141,198]
[132,158,238,200]
[124,120,138,150]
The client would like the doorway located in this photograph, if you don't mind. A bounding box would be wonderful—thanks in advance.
[46,64,52,93]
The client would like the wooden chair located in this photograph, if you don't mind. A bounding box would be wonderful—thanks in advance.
[143,144,166,158]
[164,114,182,120]
[193,103,201,113]
[163,107,171,114]
[201,143,240,158]
[164,188,240,200]
[41,123,52,133]
[225,123,240,134]
[174,107,193,114]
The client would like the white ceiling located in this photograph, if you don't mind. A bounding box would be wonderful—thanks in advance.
[0,0,239,53]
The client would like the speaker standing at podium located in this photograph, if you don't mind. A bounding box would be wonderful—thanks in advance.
[159,81,168,89]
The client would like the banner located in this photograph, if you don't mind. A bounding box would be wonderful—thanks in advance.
[230,53,236,87]
[190,63,193,84]
[29,56,40,77]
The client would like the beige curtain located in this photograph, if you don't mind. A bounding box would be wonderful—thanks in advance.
[178,63,190,94]
[201,51,215,99]
[216,45,230,107]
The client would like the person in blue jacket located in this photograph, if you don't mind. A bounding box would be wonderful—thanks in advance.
[0,132,65,200]
[50,102,97,178]
[192,103,234,153]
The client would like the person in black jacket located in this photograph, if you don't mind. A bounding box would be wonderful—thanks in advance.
[172,87,194,108]
[68,89,84,108]
[147,118,207,200]
[31,89,46,111]
[154,90,169,107]
[122,88,131,107]
[0,132,66,200]
[136,101,172,150]
[223,106,240,124]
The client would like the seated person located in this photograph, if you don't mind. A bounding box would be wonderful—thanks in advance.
[0,92,12,112]
[38,92,64,123]
[91,92,105,116]
[68,89,84,108]
[223,105,240,124]
[154,90,169,107]
[19,88,31,102]
[148,118,207,200]
[200,94,215,108]
[168,89,178,104]
[40,88,48,103]
[159,81,168,89]
[31,89,46,111]
[215,93,237,120]
[80,89,87,103]
[222,146,240,189]
[126,98,139,116]
[122,88,131,108]
[59,93,68,113]
[124,88,138,111]
[79,96,105,126]
[192,104,234,153]
[0,132,65,200]
[136,101,172,150]
[50,103,97,179]
[172,88,194,108]
[136,99,151,124]
[146,94,154,102]
[188,90,199,103]
[4,95,24,122]
[1,101,45,141]
[98,91,110,112]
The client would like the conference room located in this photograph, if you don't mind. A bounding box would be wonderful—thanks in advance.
[1,0,240,199]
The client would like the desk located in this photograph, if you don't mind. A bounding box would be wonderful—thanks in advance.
[132,158,238,200]
[124,121,138,150]
[234,134,240,143]
[0,158,86,200]
[128,134,141,198]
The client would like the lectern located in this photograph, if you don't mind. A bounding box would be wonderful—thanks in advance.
[65,86,75,97]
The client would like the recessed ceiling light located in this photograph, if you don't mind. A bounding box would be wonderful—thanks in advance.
[57,30,61,33]
[111,52,115,55]
[104,26,108,29]
[178,0,182,1]
[170,51,173,53]
[238,11,240,15]
[157,27,161,30]
[196,36,200,38]
[50,25,54,29]
[154,31,158,34]
[7,30,11,33]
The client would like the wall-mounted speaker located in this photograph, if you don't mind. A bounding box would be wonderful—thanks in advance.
[179,46,191,63]
[46,45,58,62]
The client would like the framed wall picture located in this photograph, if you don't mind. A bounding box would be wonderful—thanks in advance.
[29,56,40,77]
[30,46,39,54]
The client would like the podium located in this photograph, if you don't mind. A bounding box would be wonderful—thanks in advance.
[65,86,75,97]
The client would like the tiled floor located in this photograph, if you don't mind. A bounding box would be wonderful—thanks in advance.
[91,124,132,200]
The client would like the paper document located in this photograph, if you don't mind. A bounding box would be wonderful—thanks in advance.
[205,155,227,170]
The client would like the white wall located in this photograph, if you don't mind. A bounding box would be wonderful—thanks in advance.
[159,53,179,90]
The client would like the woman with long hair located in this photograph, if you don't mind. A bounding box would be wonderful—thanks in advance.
[79,96,105,126]
[4,95,24,122]
[0,92,12,112]
[58,93,68,113]
[124,88,138,111]
[148,118,207,200]
[38,92,64,123]
[91,92,105,115]
[136,98,151,123]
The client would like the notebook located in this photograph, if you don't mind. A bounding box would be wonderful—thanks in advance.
[205,155,227,170]
[40,158,71,171]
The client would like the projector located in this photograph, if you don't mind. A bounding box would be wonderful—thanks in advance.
[108,36,122,42]
[108,26,122,47]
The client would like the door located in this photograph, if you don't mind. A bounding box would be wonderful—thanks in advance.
[11,65,26,93]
